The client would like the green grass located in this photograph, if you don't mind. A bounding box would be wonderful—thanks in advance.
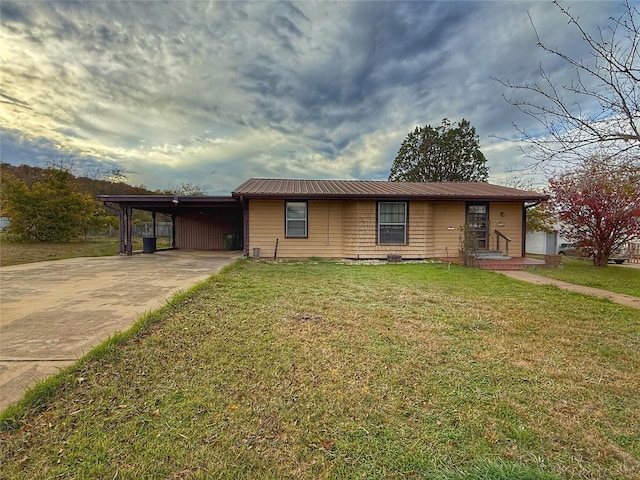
[528,256,640,297]
[0,235,173,266]
[1,260,638,479]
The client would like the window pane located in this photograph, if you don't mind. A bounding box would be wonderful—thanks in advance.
[468,205,487,214]
[379,202,407,244]
[287,202,306,220]
[287,220,306,237]
[379,202,405,224]
[380,225,405,244]
[286,201,307,237]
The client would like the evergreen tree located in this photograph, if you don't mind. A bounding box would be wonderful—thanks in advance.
[389,119,489,182]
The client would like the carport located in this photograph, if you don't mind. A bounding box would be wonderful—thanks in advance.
[99,195,244,255]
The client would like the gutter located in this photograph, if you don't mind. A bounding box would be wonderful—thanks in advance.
[232,193,549,203]
[101,201,120,214]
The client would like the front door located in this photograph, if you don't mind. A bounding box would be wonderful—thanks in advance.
[466,203,489,250]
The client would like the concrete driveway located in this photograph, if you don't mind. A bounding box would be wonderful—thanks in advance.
[0,250,242,411]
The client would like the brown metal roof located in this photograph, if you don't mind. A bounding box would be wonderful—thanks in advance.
[232,178,548,202]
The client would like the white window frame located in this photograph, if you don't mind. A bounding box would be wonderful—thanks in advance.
[378,201,407,245]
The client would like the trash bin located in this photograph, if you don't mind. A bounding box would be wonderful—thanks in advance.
[224,234,234,251]
[232,233,241,250]
[253,247,260,259]
[142,237,157,253]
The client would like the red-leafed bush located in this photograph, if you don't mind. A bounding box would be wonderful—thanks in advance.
[549,158,640,266]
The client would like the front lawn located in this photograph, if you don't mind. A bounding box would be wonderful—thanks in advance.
[529,256,640,297]
[1,260,638,479]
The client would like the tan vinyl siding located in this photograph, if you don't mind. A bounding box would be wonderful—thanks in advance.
[433,202,466,258]
[342,201,362,257]
[248,200,343,258]
[342,201,374,258]
[343,200,432,259]
[488,202,524,257]
[248,199,526,259]
[250,199,433,259]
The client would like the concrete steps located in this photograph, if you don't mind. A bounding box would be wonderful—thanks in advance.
[477,251,548,270]
[476,250,511,261]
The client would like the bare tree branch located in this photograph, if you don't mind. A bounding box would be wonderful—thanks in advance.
[494,0,640,171]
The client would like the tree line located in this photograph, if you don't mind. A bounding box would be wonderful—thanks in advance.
[0,163,207,243]
[0,164,146,242]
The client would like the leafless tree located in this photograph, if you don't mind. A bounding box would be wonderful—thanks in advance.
[45,155,80,175]
[496,1,640,170]
[495,174,540,192]
[85,167,128,183]
[164,183,207,196]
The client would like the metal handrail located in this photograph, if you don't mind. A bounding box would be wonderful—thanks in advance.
[495,229,511,256]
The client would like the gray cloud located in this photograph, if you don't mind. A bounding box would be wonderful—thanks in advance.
[0,128,126,175]
[0,0,622,192]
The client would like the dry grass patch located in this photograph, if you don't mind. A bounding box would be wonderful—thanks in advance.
[1,260,638,479]
[0,235,119,266]
[0,235,173,266]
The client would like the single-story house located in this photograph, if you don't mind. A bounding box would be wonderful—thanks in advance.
[99,178,548,259]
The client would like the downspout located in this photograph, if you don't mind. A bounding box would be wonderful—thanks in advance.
[239,196,249,257]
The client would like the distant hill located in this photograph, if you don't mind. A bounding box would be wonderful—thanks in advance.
[0,163,157,198]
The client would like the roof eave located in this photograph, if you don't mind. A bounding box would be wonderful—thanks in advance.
[232,192,549,202]
[98,195,241,213]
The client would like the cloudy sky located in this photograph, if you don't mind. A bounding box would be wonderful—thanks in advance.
[0,1,623,194]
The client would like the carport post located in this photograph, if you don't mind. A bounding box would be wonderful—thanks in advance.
[171,214,176,248]
[119,206,126,254]
[126,206,133,255]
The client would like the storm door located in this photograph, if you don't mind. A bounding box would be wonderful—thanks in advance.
[466,203,489,250]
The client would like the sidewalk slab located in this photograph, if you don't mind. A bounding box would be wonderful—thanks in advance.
[500,270,640,310]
